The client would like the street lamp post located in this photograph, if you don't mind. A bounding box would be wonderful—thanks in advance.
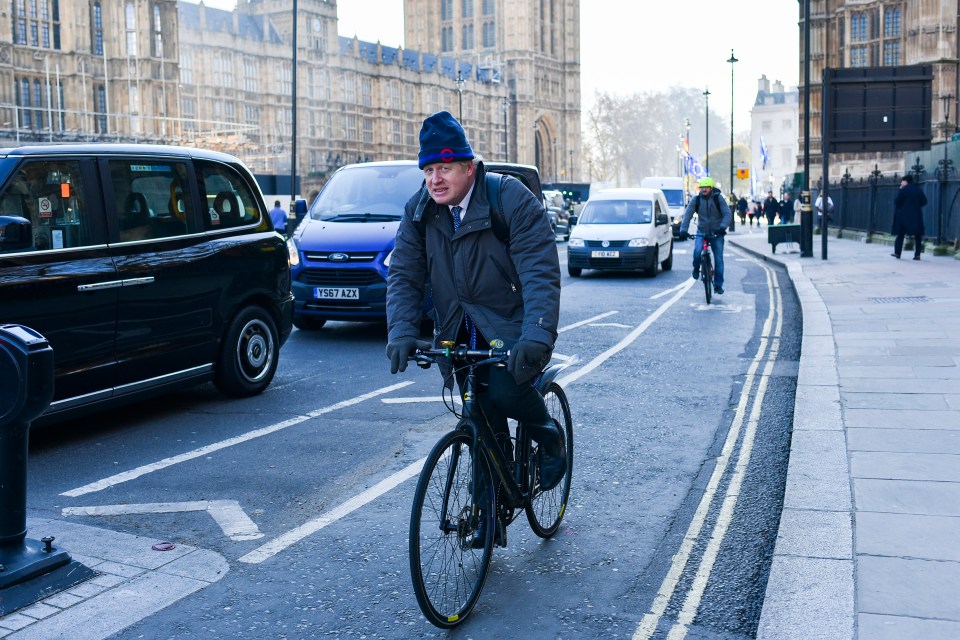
[703,88,711,174]
[728,49,738,231]
[291,0,298,207]
[455,70,465,122]
[532,121,539,170]
[501,96,509,162]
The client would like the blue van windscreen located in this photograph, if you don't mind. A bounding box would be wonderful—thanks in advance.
[310,165,425,221]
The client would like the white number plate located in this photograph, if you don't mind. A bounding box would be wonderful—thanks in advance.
[591,250,620,258]
[313,287,360,299]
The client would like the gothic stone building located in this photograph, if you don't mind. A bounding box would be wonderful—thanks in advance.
[800,0,958,181]
[0,0,582,197]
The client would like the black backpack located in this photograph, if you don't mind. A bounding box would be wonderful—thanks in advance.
[415,173,509,245]
[693,191,723,214]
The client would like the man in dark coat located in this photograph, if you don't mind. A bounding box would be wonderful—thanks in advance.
[385,111,566,502]
[762,191,779,226]
[891,174,927,260]
[778,192,794,224]
[736,195,748,226]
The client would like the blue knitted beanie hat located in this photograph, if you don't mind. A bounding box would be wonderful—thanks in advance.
[418,111,474,169]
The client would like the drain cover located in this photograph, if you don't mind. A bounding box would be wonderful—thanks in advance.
[869,296,932,304]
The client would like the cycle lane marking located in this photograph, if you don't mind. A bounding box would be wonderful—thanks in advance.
[60,381,415,498]
[239,295,691,563]
[633,252,781,639]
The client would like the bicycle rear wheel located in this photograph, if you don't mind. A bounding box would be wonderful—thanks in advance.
[409,429,495,628]
[525,383,573,537]
[702,253,713,304]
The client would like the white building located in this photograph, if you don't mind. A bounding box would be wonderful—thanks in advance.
[750,75,799,196]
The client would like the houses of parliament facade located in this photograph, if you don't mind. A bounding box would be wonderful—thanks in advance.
[0,0,581,196]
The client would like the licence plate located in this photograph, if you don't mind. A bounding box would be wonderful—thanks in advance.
[313,287,360,300]
[591,250,620,258]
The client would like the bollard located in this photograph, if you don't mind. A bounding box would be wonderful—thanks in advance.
[0,325,94,615]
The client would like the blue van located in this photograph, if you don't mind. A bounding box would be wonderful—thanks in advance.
[289,160,542,331]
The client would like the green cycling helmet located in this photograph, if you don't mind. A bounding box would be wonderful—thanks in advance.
[697,177,715,188]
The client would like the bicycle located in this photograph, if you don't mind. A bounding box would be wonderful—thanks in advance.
[407,342,574,628]
[699,233,715,305]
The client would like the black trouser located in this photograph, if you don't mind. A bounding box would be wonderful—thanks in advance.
[894,233,922,258]
[455,364,550,441]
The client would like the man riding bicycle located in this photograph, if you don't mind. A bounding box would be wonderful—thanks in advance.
[678,176,733,295]
[384,111,566,506]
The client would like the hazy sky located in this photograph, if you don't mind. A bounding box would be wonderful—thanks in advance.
[185,0,800,129]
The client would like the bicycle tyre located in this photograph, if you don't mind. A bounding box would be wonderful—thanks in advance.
[525,383,573,537]
[702,253,713,304]
[409,429,495,628]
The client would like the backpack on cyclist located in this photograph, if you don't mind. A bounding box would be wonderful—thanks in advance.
[414,172,510,245]
[692,191,723,215]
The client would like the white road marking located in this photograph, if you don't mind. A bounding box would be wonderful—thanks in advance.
[650,281,691,300]
[634,255,780,640]
[61,381,415,498]
[238,459,426,564]
[558,279,695,388]
[63,500,263,541]
[381,396,461,405]
[588,322,632,328]
[557,310,619,333]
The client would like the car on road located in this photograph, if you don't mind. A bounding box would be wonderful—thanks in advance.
[0,144,295,425]
[566,187,674,277]
[289,160,543,331]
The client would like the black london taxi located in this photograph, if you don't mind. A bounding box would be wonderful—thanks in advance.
[0,144,295,425]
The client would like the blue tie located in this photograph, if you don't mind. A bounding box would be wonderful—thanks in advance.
[450,205,477,348]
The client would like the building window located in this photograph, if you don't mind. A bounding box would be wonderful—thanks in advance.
[762,120,772,132]
[244,58,258,93]
[360,77,372,107]
[392,120,401,145]
[95,85,107,133]
[33,79,43,129]
[782,119,792,130]
[483,0,495,15]
[362,117,373,144]
[405,122,415,147]
[462,0,473,17]
[16,77,30,128]
[483,20,496,47]
[850,13,867,42]
[441,0,452,20]
[850,45,868,67]
[387,81,400,109]
[883,41,900,66]
[152,4,163,57]
[180,49,193,85]
[345,114,357,141]
[884,7,901,37]
[442,26,453,52]
[461,23,474,49]
[342,73,355,104]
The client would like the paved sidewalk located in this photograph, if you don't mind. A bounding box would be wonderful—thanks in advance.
[728,227,960,640]
[0,518,227,639]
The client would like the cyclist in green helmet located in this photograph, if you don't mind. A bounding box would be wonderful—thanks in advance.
[678,176,732,295]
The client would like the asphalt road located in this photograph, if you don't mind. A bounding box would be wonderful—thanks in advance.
[23,240,801,639]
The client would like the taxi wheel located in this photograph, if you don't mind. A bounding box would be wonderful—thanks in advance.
[215,305,279,397]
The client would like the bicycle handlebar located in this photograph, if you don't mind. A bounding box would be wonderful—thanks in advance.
[413,345,509,369]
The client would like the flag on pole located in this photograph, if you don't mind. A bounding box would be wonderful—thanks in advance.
[760,135,769,170]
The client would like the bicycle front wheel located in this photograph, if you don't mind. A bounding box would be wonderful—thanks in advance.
[525,382,573,537]
[409,429,495,628]
[702,253,713,304]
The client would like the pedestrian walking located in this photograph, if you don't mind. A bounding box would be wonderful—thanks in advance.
[814,193,834,227]
[748,198,759,227]
[736,194,748,226]
[891,174,927,260]
[269,200,287,236]
[778,192,794,224]
[762,191,779,226]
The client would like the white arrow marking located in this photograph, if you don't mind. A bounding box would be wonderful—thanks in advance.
[63,500,263,541]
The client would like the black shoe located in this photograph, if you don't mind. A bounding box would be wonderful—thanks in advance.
[913,255,921,260]
[714,285,724,295]
[891,253,900,259]
[692,268,700,281]
[537,420,567,491]
[470,516,504,549]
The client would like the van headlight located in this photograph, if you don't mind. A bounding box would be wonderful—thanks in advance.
[628,238,651,247]
[286,238,300,266]
[383,249,393,267]
[568,238,585,248]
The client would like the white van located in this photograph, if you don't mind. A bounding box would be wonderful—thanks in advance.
[640,176,687,237]
[566,187,674,277]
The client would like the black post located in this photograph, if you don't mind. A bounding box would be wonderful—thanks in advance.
[800,0,813,257]
[501,96,508,162]
[868,164,882,239]
[821,67,829,260]
[703,88,711,174]
[728,50,738,231]
[291,0,298,206]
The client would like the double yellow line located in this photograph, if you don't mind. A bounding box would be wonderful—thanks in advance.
[634,252,784,640]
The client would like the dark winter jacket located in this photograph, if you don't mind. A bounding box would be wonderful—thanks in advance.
[892,182,927,236]
[679,189,732,236]
[762,196,779,220]
[386,162,560,355]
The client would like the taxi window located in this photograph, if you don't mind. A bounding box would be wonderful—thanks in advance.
[195,161,261,230]
[107,160,195,242]
[0,160,95,253]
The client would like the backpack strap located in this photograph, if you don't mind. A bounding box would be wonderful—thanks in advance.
[484,172,508,246]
